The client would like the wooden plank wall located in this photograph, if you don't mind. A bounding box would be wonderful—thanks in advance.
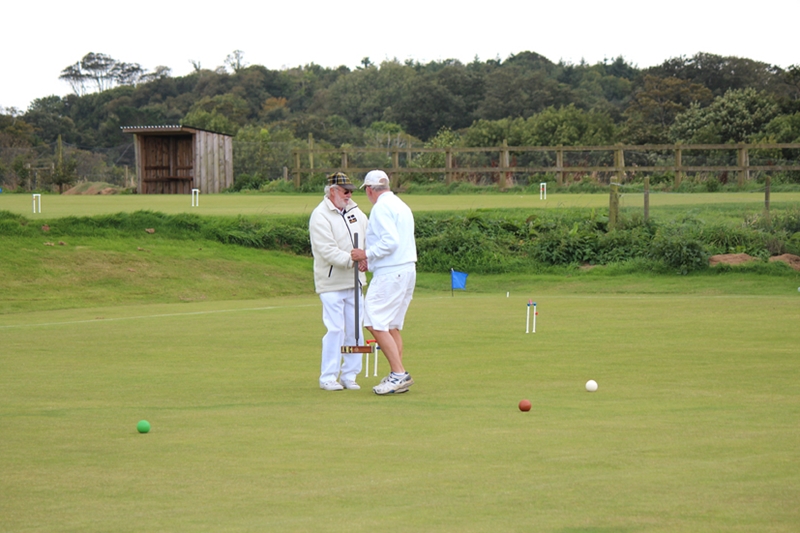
[133,134,142,193]
[139,135,194,194]
[131,130,232,194]
[194,131,233,193]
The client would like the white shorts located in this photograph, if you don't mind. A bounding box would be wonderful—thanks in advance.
[364,268,416,331]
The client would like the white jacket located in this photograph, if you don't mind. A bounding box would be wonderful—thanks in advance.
[309,196,368,294]
[365,191,417,275]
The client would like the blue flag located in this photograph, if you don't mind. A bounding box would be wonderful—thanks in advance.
[451,269,468,292]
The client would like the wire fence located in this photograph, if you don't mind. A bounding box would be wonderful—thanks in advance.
[2,141,800,193]
[0,142,137,190]
[290,143,800,190]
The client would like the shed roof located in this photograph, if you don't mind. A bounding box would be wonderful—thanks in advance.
[120,125,232,136]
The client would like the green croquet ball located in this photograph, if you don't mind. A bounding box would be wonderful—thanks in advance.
[137,420,151,434]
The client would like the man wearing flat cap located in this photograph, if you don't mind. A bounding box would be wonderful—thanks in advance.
[309,172,369,391]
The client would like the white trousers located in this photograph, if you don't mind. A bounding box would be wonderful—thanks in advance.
[319,289,363,384]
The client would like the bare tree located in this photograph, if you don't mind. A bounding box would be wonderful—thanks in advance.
[141,65,172,83]
[59,62,88,95]
[0,106,23,117]
[224,50,247,72]
[112,62,145,86]
[59,53,149,95]
[81,52,117,91]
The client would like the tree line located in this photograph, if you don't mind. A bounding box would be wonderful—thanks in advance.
[2,50,800,190]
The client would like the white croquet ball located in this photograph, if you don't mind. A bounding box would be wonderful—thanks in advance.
[585,380,598,392]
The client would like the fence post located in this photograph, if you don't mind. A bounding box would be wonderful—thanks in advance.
[392,148,400,188]
[765,174,771,222]
[738,146,749,187]
[445,147,453,185]
[308,133,314,171]
[608,182,620,230]
[556,146,564,186]
[615,145,625,184]
[293,150,301,189]
[674,146,683,190]
[341,150,348,169]
[644,176,650,222]
[499,140,508,190]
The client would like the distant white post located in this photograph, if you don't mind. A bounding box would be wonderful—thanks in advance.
[32,193,41,213]
[540,182,547,200]
[191,189,200,207]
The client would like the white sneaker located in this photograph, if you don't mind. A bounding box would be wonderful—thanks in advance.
[320,380,343,391]
[341,379,361,390]
[373,373,414,395]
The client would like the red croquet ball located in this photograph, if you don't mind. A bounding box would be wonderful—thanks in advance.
[518,399,532,412]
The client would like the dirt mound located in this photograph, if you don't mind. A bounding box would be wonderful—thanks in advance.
[709,253,800,271]
[63,182,123,195]
[709,253,759,267]
[769,254,800,271]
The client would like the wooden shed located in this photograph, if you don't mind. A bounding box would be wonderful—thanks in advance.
[121,125,233,194]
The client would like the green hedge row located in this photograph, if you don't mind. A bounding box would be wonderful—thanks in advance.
[2,208,798,275]
[415,208,800,274]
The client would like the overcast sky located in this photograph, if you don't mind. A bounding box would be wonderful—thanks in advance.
[2,0,798,112]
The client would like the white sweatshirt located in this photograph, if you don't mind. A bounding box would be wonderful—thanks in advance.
[364,192,417,275]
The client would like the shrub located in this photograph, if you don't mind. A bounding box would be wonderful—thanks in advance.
[595,227,653,263]
[786,232,800,255]
[649,234,708,274]
[259,179,298,193]
[4,206,796,276]
[531,226,600,265]
[415,212,525,273]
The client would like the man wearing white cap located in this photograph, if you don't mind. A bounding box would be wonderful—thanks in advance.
[350,169,417,395]
[309,172,368,391]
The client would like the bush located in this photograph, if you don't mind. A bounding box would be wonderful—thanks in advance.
[3,206,796,277]
[705,177,721,192]
[773,207,800,234]
[700,223,770,256]
[785,232,800,255]
[259,179,298,193]
[531,226,599,265]
[649,235,708,274]
[596,227,654,263]
[229,173,266,192]
[415,212,527,273]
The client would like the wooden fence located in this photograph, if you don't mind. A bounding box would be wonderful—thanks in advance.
[290,142,800,190]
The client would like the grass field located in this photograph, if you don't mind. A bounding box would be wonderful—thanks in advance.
[2,191,799,218]
[2,192,799,531]
[2,285,799,532]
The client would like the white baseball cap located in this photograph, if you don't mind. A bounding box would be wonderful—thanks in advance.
[360,169,390,188]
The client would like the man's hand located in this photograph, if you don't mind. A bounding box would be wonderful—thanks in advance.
[351,248,367,262]
[358,259,368,272]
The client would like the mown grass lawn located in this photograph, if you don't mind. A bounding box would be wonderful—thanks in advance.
[1,194,799,531]
[2,269,799,531]
[1,191,798,218]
